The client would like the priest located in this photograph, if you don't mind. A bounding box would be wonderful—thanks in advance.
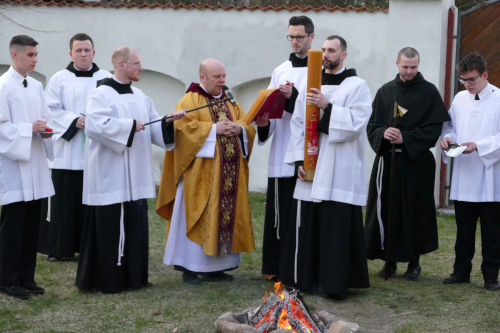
[157,58,256,285]
[38,33,111,261]
[255,15,314,282]
[76,46,185,293]
[364,47,450,280]
[284,36,371,299]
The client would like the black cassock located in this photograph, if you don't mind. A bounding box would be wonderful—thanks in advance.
[365,73,450,262]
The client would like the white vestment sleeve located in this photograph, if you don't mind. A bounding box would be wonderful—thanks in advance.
[85,90,134,154]
[196,124,216,158]
[440,105,458,164]
[285,94,305,164]
[328,81,372,143]
[476,133,500,169]
[45,75,78,138]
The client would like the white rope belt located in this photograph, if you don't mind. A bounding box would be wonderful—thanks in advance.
[117,203,125,266]
[46,196,52,222]
[294,200,301,284]
[274,178,280,240]
[376,157,385,250]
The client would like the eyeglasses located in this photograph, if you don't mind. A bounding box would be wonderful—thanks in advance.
[458,74,481,84]
[286,34,310,41]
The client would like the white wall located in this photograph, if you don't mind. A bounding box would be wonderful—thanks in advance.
[0,0,455,197]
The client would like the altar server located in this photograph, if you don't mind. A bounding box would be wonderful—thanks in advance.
[38,33,111,261]
[76,46,185,293]
[0,35,55,299]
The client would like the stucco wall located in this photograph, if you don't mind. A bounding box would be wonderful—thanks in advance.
[0,0,455,197]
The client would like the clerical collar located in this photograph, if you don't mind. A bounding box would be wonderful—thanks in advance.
[186,82,227,100]
[395,72,425,87]
[97,77,133,94]
[289,53,308,67]
[66,62,100,77]
[322,68,357,85]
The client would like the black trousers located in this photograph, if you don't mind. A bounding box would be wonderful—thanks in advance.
[0,200,42,286]
[453,201,500,282]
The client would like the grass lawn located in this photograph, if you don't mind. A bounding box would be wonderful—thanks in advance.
[0,192,498,332]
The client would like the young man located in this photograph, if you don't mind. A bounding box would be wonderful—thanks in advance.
[76,46,185,293]
[256,15,314,282]
[284,36,371,299]
[38,33,111,261]
[364,47,450,280]
[0,35,55,299]
[441,53,500,291]
[157,59,256,285]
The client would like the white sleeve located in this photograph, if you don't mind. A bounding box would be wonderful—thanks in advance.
[84,89,134,154]
[196,125,217,158]
[0,85,33,161]
[440,103,457,164]
[45,75,78,136]
[285,94,305,164]
[328,81,372,143]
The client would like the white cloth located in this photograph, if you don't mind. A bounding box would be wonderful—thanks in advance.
[83,82,172,205]
[285,76,372,205]
[163,179,241,272]
[0,66,55,205]
[260,60,308,178]
[163,120,249,272]
[46,66,111,170]
[441,83,500,202]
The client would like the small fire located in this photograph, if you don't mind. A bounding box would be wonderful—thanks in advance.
[253,280,321,333]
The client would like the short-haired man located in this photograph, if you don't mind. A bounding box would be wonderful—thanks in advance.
[284,36,371,299]
[255,15,314,282]
[364,47,450,280]
[157,58,256,285]
[76,46,185,293]
[441,53,500,291]
[0,35,55,299]
[38,33,111,262]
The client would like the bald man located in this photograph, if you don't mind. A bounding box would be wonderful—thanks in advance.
[157,58,256,285]
[76,46,185,293]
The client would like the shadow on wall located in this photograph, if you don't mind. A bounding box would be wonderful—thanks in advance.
[0,64,47,86]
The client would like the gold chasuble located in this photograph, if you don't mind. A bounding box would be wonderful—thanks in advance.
[157,83,256,257]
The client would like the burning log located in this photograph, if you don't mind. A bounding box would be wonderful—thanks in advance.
[247,284,325,333]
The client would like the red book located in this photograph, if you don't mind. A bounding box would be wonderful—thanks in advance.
[244,88,286,124]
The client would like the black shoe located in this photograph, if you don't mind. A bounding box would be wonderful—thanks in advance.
[403,264,421,280]
[145,282,153,288]
[182,271,201,285]
[47,256,60,262]
[200,271,234,282]
[0,285,30,300]
[20,281,45,295]
[484,280,500,291]
[443,273,470,284]
[378,262,397,278]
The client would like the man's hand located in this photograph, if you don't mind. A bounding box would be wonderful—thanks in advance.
[32,120,48,134]
[76,116,86,129]
[165,110,186,123]
[279,81,294,99]
[306,88,329,110]
[440,137,453,150]
[135,120,145,132]
[297,165,306,181]
[254,113,269,127]
[461,142,477,154]
[216,119,242,137]
[384,127,403,144]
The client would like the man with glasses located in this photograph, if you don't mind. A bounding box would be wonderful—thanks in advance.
[38,33,110,262]
[76,46,185,293]
[364,47,450,281]
[441,53,500,291]
[254,15,314,283]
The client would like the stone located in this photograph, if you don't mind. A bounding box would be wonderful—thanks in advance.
[327,320,360,333]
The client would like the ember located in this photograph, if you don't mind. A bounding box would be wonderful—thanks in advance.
[247,282,325,333]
